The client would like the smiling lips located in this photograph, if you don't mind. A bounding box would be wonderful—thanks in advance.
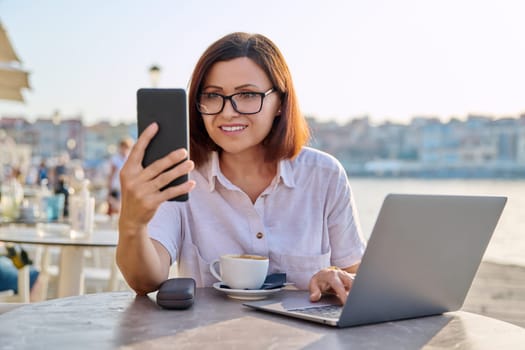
[220,125,247,132]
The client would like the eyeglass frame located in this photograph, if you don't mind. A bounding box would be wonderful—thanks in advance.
[196,88,277,115]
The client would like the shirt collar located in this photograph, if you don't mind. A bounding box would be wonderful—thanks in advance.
[277,158,295,189]
[207,152,222,192]
[204,151,296,192]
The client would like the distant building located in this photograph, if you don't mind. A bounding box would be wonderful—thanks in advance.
[307,113,525,177]
[2,111,525,179]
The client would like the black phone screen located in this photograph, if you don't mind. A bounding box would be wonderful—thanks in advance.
[137,88,189,201]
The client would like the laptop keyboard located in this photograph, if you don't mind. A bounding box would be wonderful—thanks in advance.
[289,305,342,319]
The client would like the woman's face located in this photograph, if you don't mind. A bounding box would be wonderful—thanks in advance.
[200,57,280,157]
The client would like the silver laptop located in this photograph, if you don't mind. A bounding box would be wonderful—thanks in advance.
[243,193,507,327]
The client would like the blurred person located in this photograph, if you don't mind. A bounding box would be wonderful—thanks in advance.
[52,153,69,191]
[37,160,49,185]
[11,167,24,184]
[0,244,42,302]
[0,167,24,220]
[107,137,134,215]
[117,32,365,304]
[54,175,70,218]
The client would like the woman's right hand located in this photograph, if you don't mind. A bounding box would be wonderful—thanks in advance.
[118,122,196,233]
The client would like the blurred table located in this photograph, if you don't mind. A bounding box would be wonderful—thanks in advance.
[0,289,524,349]
[0,224,118,297]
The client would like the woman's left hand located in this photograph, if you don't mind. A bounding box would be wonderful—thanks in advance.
[308,266,357,305]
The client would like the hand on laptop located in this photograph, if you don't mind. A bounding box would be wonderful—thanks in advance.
[308,265,357,305]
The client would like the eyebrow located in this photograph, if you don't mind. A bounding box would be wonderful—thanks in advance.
[201,83,260,91]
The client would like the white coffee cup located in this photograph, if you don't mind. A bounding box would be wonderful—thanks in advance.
[209,254,269,290]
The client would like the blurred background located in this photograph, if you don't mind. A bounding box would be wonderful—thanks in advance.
[1,0,524,265]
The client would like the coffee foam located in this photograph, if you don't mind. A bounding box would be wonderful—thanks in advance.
[235,254,268,260]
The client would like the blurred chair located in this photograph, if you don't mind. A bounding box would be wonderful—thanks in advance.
[0,265,30,303]
[36,246,128,298]
[34,246,58,300]
[83,248,128,293]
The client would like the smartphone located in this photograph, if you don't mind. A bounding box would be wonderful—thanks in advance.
[137,88,189,201]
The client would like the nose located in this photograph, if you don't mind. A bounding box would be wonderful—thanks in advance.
[221,97,240,117]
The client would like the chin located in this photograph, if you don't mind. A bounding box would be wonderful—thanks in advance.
[221,144,262,156]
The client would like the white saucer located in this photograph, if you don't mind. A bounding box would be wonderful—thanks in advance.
[212,282,282,301]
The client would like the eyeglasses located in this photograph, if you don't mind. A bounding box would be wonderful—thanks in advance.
[197,88,276,115]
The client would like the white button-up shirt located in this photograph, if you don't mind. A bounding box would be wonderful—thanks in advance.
[148,147,365,289]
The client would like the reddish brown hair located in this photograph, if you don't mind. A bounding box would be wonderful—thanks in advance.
[188,32,310,166]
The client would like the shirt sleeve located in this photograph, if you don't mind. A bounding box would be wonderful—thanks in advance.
[326,161,366,268]
[147,201,184,264]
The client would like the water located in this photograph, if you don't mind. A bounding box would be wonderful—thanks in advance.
[349,178,525,266]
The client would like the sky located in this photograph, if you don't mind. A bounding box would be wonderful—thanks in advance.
[0,0,524,125]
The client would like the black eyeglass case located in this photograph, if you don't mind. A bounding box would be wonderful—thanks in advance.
[156,277,196,310]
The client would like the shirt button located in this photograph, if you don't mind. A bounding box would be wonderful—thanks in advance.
[256,232,264,239]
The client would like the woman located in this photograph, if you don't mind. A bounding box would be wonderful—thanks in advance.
[117,32,365,304]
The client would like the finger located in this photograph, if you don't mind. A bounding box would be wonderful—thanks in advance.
[315,269,348,304]
[329,275,349,304]
[309,279,323,302]
[148,158,194,192]
[341,273,355,290]
[156,179,196,202]
[128,122,158,165]
[142,148,189,184]
[120,159,193,213]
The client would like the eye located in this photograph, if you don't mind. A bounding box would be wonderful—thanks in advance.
[237,92,260,100]
[201,92,222,101]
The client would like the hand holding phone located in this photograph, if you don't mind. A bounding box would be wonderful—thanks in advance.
[137,88,189,201]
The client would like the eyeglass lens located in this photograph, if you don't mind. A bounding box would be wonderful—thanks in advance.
[197,89,274,115]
